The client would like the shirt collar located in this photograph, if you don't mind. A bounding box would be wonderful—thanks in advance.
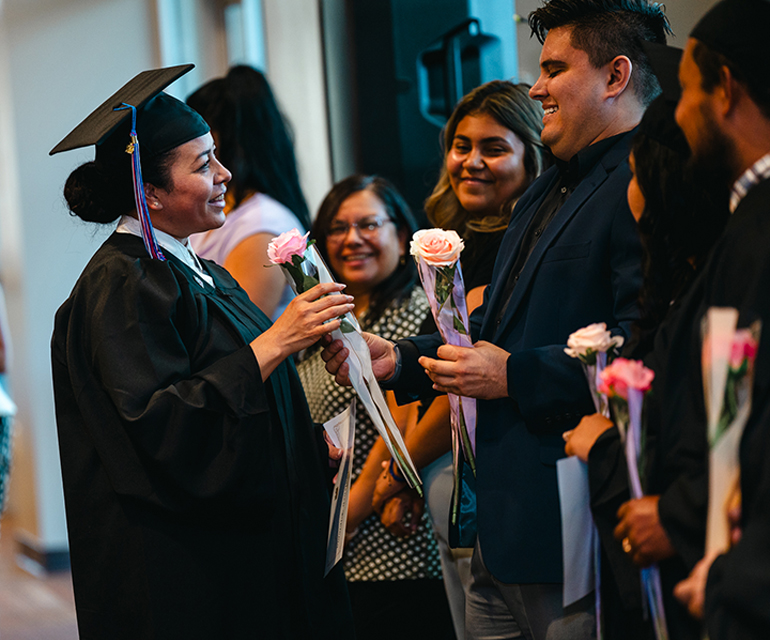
[729,152,770,213]
[555,130,631,185]
[116,215,214,287]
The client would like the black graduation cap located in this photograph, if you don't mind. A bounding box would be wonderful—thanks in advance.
[691,0,770,87]
[50,64,210,260]
[639,42,689,157]
[50,64,208,159]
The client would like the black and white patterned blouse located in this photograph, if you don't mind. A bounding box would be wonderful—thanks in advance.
[297,286,443,581]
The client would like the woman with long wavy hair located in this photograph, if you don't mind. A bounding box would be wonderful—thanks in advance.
[372,80,550,638]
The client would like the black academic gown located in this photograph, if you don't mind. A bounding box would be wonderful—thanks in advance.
[51,233,353,640]
[702,177,770,639]
[706,395,770,639]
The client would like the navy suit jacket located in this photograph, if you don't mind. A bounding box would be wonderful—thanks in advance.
[397,131,642,583]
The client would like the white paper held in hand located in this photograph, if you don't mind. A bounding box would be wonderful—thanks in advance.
[323,400,356,576]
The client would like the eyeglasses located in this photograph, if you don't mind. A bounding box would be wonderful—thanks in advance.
[327,216,393,241]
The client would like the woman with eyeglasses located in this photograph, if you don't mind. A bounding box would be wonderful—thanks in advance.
[297,175,455,640]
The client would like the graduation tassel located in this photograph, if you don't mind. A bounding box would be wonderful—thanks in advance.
[115,103,166,261]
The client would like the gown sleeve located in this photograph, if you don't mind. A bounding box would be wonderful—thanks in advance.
[705,414,770,639]
[53,253,276,510]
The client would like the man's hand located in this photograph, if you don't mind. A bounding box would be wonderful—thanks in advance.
[674,549,722,620]
[324,431,343,468]
[615,495,676,566]
[321,332,396,386]
[418,341,509,399]
[379,488,424,537]
[563,413,614,461]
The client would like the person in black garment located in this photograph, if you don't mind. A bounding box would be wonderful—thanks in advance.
[321,1,670,637]
[669,1,770,637]
[564,43,730,640]
[49,66,355,640]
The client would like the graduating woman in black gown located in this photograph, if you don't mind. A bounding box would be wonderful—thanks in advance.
[49,66,355,640]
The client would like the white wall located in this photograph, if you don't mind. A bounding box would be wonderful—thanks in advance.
[262,0,333,216]
[321,0,357,183]
[1,0,157,555]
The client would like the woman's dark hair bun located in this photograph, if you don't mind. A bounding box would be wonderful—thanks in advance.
[63,161,127,223]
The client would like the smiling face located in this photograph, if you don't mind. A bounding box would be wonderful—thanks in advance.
[325,189,406,297]
[675,40,713,163]
[675,39,739,191]
[529,26,613,161]
[675,39,727,168]
[446,112,529,218]
[147,132,232,240]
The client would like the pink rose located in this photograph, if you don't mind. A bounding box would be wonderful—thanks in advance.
[598,357,655,400]
[267,228,310,265]
[730,329,759,369]
[410,229,464,267]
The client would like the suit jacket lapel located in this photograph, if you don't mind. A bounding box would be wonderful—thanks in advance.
[489,135,631,341]
[482,169,558,337]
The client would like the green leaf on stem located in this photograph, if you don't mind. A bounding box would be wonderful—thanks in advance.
[453,314,468,335]
[339,318,357,334]
[434,265,456,309]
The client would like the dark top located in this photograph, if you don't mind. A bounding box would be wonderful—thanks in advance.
[462,229,506,292]
[51,232,353,640]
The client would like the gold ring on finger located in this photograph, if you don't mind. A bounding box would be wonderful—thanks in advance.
[622,537,632,554]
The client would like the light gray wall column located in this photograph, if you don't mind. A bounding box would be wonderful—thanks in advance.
[0,0,157,561]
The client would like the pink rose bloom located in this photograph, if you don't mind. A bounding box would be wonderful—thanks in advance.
[598,357,655,399]
[730,329,759,369]
[267,228,309,265]
[410,229,464,267]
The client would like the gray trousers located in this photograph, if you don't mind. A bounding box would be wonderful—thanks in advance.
[423,452,473,639]
[465,539,596,640]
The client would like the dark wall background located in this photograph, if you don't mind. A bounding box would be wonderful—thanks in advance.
[337,0,517,221]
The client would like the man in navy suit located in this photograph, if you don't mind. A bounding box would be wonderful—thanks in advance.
[323,1,669,637]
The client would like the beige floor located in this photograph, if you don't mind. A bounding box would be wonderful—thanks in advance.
[0,515,78,640]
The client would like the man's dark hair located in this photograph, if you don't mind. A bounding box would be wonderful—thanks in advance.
[529,0,672,106]
[691,39,770,120]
